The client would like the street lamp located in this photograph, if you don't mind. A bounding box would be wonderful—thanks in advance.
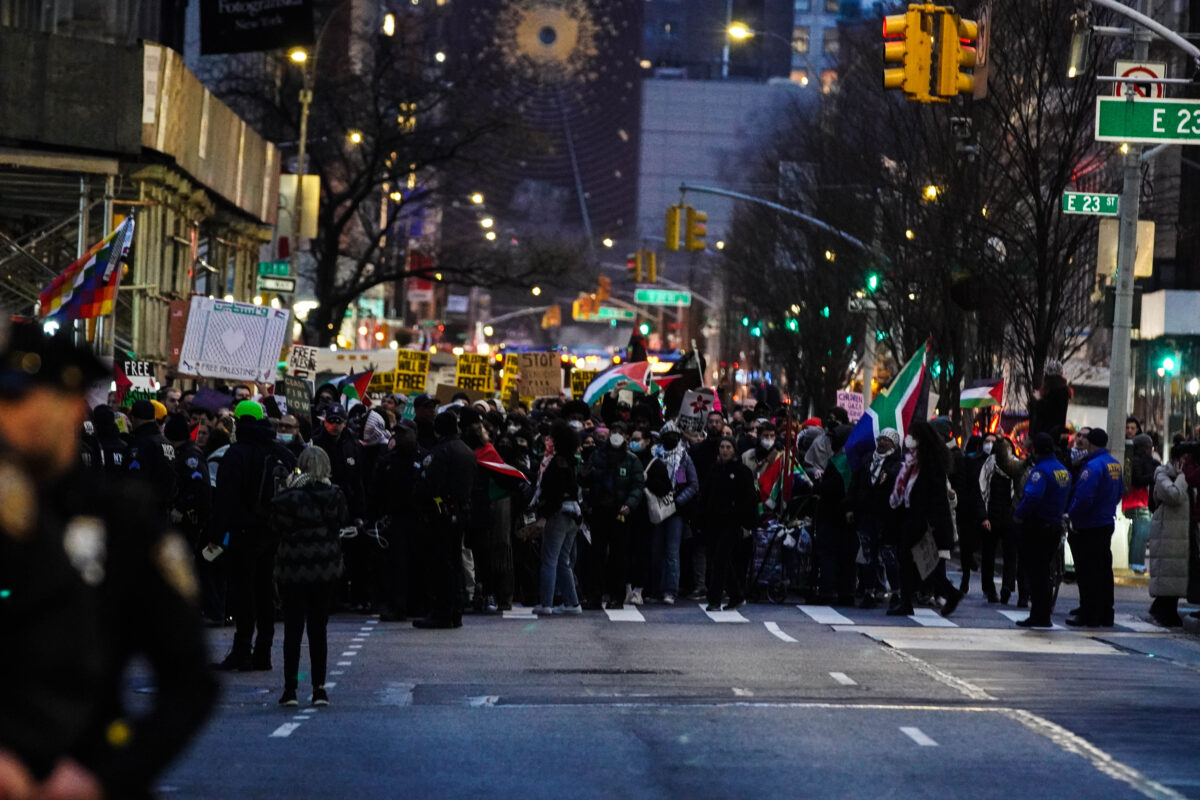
[347,130,363,144]
[726,20,819,85]
[602,237,614,248]
[480,217,494,229]
[470,192,484,204]
[531,286,542,296]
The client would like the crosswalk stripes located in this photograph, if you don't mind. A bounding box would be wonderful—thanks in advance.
[994,609,1063,629]
[486,603,1165,634]
[909,608,958,628]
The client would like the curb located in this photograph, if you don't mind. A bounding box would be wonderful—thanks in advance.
[1183,615,1200,636]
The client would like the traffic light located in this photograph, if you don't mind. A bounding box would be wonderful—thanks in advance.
[785,318,799,333]
[865,271,880,293]
[638,321,651,336]
[597,275,611,302]
[665,205,682,251]
[541,305,561,328]
[626,252,643,282]
[934,12,978,98]
[684,206,707,251]
[1161,354,1178,375]
[645,251,657,282]
[883,8,935,102]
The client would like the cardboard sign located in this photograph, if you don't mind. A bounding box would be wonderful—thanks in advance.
[570,369,599,400]
[518,352,561,399]
[178,296,291,383]
[168,300,190,366]
[281,376,313,417]
[435,384,490,405]
[836,390,865,422]
[366,371,396,404]
[395,349,430,394]
[455,353,493,393]
[288,345,319,377]
[676,388,716,433]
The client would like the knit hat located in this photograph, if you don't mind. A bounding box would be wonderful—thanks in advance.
[931,416,954,440]
[1044,359,1064,377]
[150,399,168,420]
[234,400,264,420]
[878,427,901,448]
[1084,427,1109,448]
[130,399,156,421]
[1132,433,1153,452]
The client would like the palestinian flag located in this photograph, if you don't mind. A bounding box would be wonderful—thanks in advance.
[474,443,528,484]
[844,341,931,471]
[960,378,1004,409]
[581,361,655,405]
[329,371,373,408]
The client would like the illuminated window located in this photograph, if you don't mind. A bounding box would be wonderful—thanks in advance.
[792,26,809,53]
[821,69,838,93]
[823,27,839,54]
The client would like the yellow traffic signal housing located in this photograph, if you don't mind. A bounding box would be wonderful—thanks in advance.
[934,12,977,97]
[626,252,642,282]
[665,205,682,251]
[645,251,657,282]
[542,304,561,328]
[684,206,707,251]
[597,275,612,302]
[883,9,936,102]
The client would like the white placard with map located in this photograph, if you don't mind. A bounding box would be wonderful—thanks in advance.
[178,296,291,383]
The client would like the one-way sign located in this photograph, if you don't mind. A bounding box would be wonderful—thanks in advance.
[258,275,297,294]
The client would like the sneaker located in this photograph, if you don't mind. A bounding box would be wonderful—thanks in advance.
[279,688,298,707]
[531,605,555,615]
[554,604,583,615]
[212,652,252,672]
[312,687,329,707]
[628,588,644,606]
[662,594,676,606]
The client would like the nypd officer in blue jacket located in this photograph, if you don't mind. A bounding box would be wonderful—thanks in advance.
[1066,427,1123,627]
[1011,433,1071,628]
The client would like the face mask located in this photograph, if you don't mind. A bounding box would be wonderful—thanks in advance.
[609,434,625,448]
[630,441,643,452]
[760,437,776,449]
[904,435,917,450]
[278,433,294,444]
[982,442,993,455]
[508,424,520,434]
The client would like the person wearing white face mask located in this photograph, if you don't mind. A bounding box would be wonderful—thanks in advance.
[579,423,645,609]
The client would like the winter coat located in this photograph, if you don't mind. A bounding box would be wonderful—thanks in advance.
[703,458,758,536]
[205,418,298,550]
[271,481,348,585]
[313,427,367,518]
[900,464,956,550]
[582,446,645,514]
[1148,465,1190,598]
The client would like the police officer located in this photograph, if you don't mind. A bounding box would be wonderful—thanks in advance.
[165,413,212,553]
[1011,433,1071,628]
[126,399,178,521]
[0,321,217,800]
[414,411,476,629]
[1066,427,1123,627]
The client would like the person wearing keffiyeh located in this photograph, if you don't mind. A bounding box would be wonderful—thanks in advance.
[848,428,904,609]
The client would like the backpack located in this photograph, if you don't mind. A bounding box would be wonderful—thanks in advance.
[255,447,294,520]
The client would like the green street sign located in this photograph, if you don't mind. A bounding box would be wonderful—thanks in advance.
[258,260,290,276]
[634,288,693,307]
[590,306,636,322]
[1062,191,1119,216]
[1095,97,1200,145]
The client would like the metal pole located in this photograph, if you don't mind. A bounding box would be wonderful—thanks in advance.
[721,0,732,78]
[1164,376,1172,462]
[861,304,877,408]
[1105,22,1150,470]
[290,78,312,286]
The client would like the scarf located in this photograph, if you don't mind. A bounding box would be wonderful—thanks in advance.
[869,449,888,484]
[653,442,685,481]
[889,451,919,509]
[290,472,331,490]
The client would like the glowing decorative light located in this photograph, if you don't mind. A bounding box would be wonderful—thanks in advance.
[470,192,484,204]
[289,48,308,63]
[252,295,264,306]
[531,286,542,296]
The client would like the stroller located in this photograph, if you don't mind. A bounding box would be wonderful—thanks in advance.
[747,518,813,604]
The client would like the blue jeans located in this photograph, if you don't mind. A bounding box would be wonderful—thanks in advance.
[651,514,684,598]
[540,512,580,608]
[1129,506,1151,569]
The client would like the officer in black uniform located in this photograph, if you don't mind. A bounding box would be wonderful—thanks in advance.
[414,411,476,629]
[126,399,178,521]
[165,412,212,554]
[0,321,217,800]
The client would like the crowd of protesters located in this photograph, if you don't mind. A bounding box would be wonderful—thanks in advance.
[76,362,1200,705]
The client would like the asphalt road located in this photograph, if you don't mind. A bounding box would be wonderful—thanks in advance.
[154,580,1200,799]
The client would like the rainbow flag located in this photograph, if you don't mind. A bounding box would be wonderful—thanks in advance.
[38,217,135,321]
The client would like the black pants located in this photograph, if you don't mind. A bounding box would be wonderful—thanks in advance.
[900,546,959,609]
[489,496,515,607]
[231,543,277,659]
[1068,525,1114,624]
[816,522,857,601]
[981,517,1017,595]
[281,582,334,690]
[586,512,630,604]
[426,520,465,624]
[707,529,750,606]
[1020,518,1060,623]
[381,520,411,618]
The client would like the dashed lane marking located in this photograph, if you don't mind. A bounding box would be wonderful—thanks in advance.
[732,688,754,697]
[829,672,857,686]
[764,622,798,642]
[337,661,352,666]
[900,726,939,746]
[269,723,301,738]
[340,651,356,657]
[797,605,855,625]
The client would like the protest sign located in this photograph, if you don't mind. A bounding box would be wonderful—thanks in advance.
[500,353,520,403]
[395,349,430,394]
[281,376,313,417]
[121,360,158,404]
[455,353,493,392]
[288,345,319,378]
[676,388,716,433]
[836,390,865,422]
[570,369,598,400]
[178,296,291,383]
[435,384,489,405]
[518,352,561,399]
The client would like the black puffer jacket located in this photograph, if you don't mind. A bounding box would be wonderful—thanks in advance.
[271,480,348,585]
